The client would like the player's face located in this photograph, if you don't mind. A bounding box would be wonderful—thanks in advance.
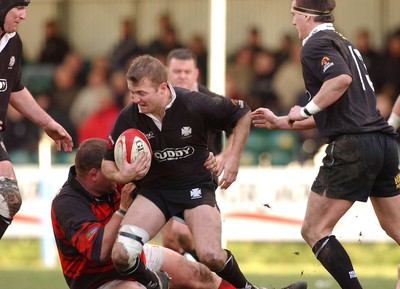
[127,78,168,114]
[291,1,308,40]
[3,6,27,33]
[95,169,117,195]
[167,58,199,91]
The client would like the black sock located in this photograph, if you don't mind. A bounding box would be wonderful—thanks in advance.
[120,258,159,288]
[0,216,11,239]
[216,249,256,289]
[313,235,363,289]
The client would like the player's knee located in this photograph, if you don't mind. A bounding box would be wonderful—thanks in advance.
[300,226,309,241]
[112,225,149,271]
[196,247,225,271]
[0,177,22,219]
[182,262,216,289]
[300,223,319,246]
[380,222,400,244]
[177,231,195,251]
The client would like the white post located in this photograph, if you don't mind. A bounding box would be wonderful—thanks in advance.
[39,132,56,267]
[209,0,228,248]
[208,0,227,96]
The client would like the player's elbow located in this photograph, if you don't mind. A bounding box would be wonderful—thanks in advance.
[339,74,352,88]
[98,250,112,263]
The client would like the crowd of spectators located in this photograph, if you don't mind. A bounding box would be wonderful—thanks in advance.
[7,15,400,166]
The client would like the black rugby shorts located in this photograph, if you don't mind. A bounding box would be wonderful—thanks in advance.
[139,185,218,221]
[311,132,400,202]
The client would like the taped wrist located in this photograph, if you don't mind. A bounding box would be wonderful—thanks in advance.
[300,100,322,118]
[388,112,400,130]
[115,207,127,217]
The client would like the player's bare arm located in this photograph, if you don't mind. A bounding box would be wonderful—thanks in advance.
[9,88,73,152]
[102,152,150,184]
[203,152,218,174]
[99,182,136,262]
[219,111,251,189]
[211,131,235,177]
[288,74,352,123]
[252,107,316,130]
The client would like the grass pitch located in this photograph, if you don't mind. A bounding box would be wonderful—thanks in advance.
[0,238,397,289]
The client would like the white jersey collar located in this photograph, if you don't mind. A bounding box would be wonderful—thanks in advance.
[141,82,176,130]
[165,82,176,109]
[0,32,16,53]
[302,23,335,46]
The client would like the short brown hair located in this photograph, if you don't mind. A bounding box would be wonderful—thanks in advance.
[166,48,198,66]
[75,138,106,176]
[295,0,335,23]
[126,55,168,89]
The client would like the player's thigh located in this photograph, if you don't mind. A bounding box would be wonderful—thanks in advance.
[184,205,222,252]
[160,219,175,239]
[371,195,400,243]
[302,191,354,246]
[122,194,166,239]
[172,219,192,237]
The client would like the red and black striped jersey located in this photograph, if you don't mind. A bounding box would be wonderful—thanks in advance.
[51,166,144,289]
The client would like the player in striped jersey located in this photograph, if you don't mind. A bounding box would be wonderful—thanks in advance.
[51,138,235,289]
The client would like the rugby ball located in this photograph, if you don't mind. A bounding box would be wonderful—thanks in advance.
[114,128,152,178]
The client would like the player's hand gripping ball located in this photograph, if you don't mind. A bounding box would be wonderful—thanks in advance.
[114,128,152,179]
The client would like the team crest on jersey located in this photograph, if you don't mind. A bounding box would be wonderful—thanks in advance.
[395,173,400,189]
[230,99,244,108]
[144,131,155,140]
[181,126,192,138]
[8,56,16,69]
[85,226,99,240]
[0,79,7,92]
[190,188,202,199]
[321,56,334,73]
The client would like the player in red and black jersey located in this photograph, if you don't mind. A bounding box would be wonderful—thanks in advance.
[52,138,236,289]
[0,0,73,239]
[52,138,138,289]
[252,1,400,288]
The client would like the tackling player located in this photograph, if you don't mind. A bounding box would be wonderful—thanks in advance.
[51,138,235,289]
